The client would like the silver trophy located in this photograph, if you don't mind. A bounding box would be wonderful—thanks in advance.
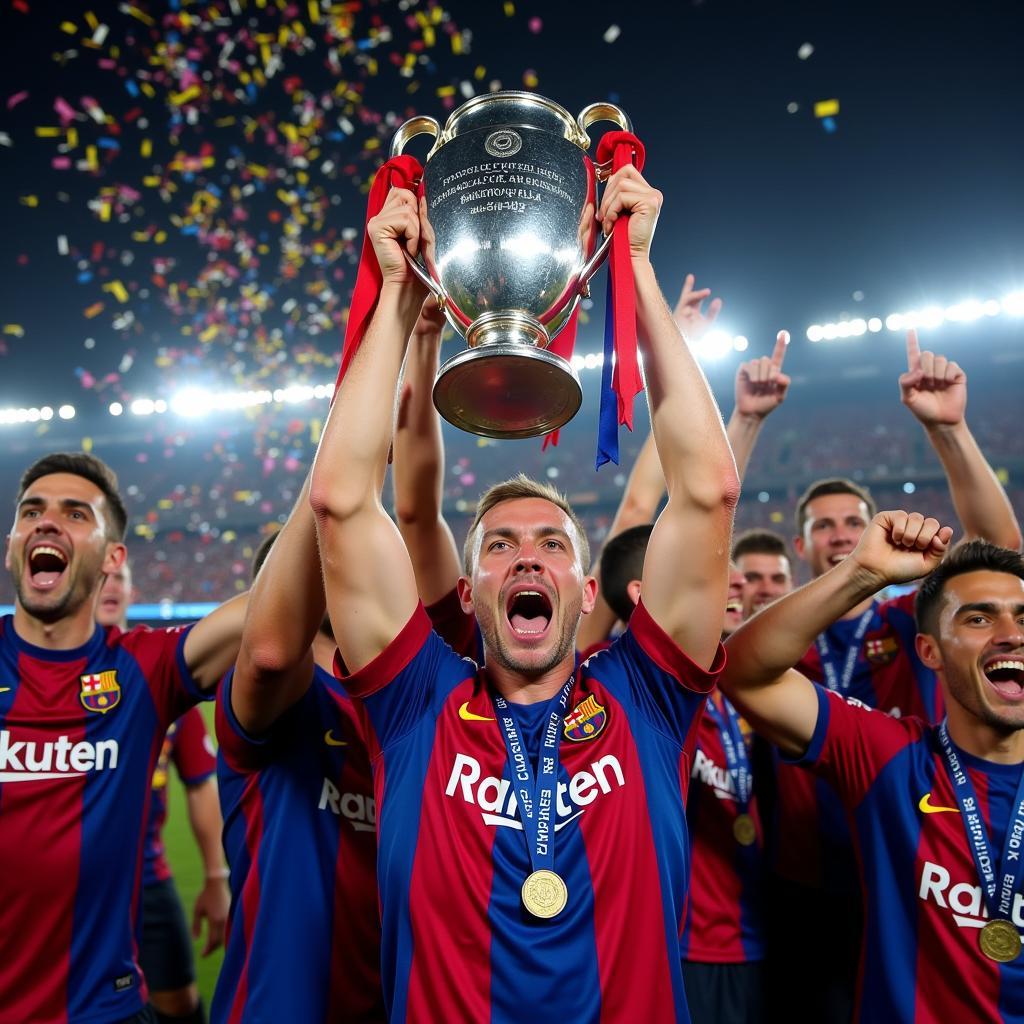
[391,92,631,439]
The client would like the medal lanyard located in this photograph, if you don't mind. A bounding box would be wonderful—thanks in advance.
[938,721,1024,921]
[704,696,751,807]
[493,677,575,874]
[815,604,876,693]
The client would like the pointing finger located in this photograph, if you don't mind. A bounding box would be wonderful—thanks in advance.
[906,329,921,372]
[771,330,790,368]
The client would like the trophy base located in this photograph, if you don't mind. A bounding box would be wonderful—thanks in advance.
[433,344,583,439]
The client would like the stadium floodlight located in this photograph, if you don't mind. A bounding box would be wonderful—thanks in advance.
[131,398,156,416]
[806,324,824,342]
[944,300,984,322]
[885,313,904,332]
[733,335,749,352]
[868,317,883,332]
[58,405,75,420]
[693,328,736,361]
[109,402,123,416]
[1003,291,1024,317]
[41,406,54,421]
[822,323,838,340]
[170,388,213,418]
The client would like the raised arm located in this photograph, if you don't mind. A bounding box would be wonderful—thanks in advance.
[721,510,952,755]
[310,188,424,673]
[599,166,740,668]
[392,297,462,607]
[576,429,664,651]
[182,592,248,693]
[900,329,1021,550]
[726,330,791,480]
[230,474,322,734]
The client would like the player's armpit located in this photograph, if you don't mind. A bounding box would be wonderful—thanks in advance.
[720,667,820,759]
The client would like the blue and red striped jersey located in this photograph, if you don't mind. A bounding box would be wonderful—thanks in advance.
[144,705,216,887]
[796,687,1024,1022]
[773,592,943,887]
[339,598,723,1024]
[680,694,765,963]
[0,615,202,1024]
[213,664,384,1024]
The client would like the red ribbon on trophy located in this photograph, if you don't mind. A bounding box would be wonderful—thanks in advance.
[334,155,424,398]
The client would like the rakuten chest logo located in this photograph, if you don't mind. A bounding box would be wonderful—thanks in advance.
[919,861,1024,933]
[445,753,626,832]
[0,730,119,783]
[318,778,376,832]
[692,748,735,801]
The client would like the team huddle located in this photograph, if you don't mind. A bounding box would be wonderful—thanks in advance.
[3,167,1024,1024]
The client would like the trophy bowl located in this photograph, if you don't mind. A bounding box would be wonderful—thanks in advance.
[391,92,631,439]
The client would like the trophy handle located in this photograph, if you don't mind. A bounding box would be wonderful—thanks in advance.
[390,115,442,158]
[575,102,634,289]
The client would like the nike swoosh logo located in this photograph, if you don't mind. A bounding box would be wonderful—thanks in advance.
[324,730,348,747]
[919,792,959,815]
[459,702,495,723]
[0,687,10,693]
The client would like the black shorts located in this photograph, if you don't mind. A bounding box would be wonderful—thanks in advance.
[682,960,765,1024]
[139,877,196,993]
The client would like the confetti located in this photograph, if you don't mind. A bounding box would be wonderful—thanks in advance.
[814,98,840,118]
[798,42,814,60]
[603,24,621,44]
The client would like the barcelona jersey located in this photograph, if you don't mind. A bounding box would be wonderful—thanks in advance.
[339,598,723,1024]
[680,695,765,963]
[773,592,943,887]
[143,705,216,887]
[796,687,1024,1022]
[0,616,203,1024]
[213,664,384,1024]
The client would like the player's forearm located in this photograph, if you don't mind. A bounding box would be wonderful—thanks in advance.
[927,420,1022,550]
[240,475,323,679]
[311,283,422,524]
[393,326,446,526]
[724,557,883,687]
[186,780,227,877]
[725,409,765,483]
[610,430,665,531]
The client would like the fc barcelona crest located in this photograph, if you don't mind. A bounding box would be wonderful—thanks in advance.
[80,671,121,714]
[563,695,607,743]
[864,633,900,666]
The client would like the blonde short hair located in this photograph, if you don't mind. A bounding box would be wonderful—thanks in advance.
[462,473,591,574]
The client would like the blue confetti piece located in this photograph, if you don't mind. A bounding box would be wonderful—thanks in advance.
[125,80,139,97]
[822,116,837,133]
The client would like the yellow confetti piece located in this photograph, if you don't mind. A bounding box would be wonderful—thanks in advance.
[997,467,1010,485]
[523,71,538,88]
[19,195,39,207]
[140,82,155,99]
[436,85,456,97]
[423,25,435,47]
[308,0,320,22]
[86,145,98,171]
[79,436,93,453]
[215,116,236,127]
[171,85,201,106]
[66,127,78,150]
[103,280,129,303]
[814,98,839,118]
[84,10,98,30]
[2,324,25,337]
[143,175,162,187]
[770,511,784,524]
[35,126,61,137]
[83,301,104,319]
[451,32,463,54]
[98,199,110,221]
[474,65,486,80]
[199,324,219,343]
[310,418,323,444]
[140,138,152,158]
[124,6,155,26]
[154,230,167,244]
[60,21,77,34]
[158,498,173,510]
[504,1,515,14]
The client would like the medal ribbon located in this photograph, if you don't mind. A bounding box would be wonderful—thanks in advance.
[938,721,1024,921]
[814,604,875,693]
[334,154,424,398]
[492,677,575,873]
[704,696,752,807]
[594,130,646,469]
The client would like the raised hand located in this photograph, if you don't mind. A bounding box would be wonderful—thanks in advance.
[851,510,953,590]
[899,329,966,428]
[673,273,722,342]
[597,164,663,261]
[734,331,791,420]
[367,187,422,286]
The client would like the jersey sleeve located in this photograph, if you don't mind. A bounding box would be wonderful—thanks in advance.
[424,587,481,661]
[788,686,926,809]
[592,598,726,747]
[121,623,205,729]
[170,705,216,785]
[336,603,475,756]
[215,669,306,774]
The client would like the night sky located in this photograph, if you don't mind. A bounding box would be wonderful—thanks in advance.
[2,0,1023,413]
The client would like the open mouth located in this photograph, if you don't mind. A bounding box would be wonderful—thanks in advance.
[983,658,1024,700]
[506,588,553,638]
[828,553,851,566]
[725,599,743,616]
[28,545,68,590]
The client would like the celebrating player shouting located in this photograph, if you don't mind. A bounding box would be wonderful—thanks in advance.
[311,167,739,1022]
[722,512,1024,1021]
[0,453,246,1024]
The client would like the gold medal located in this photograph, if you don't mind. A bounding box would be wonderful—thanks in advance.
[522,869,568,919]
[979,919,1022,962]
[733,813,756,847]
